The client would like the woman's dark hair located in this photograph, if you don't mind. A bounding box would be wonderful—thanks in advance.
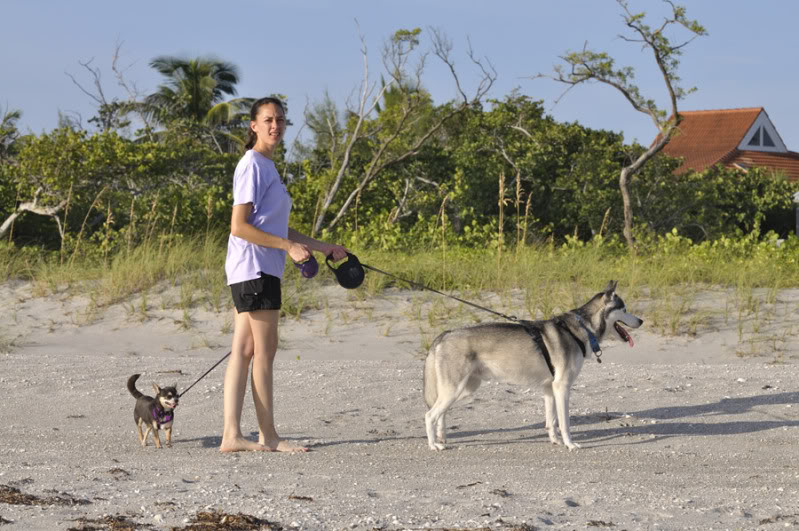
[245,96,287,150]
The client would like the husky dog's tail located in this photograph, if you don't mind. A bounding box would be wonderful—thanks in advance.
[127,374,143,399]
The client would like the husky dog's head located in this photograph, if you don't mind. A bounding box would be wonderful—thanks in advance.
[601,280,644,347]
[153,383,179,410]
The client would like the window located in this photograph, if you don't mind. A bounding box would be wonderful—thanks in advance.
[748,128,761,146]
[763,128,775,147]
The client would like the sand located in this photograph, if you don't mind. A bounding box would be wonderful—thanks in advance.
[1,279,798,530]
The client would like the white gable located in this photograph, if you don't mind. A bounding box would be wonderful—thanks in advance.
[737,110,788,153]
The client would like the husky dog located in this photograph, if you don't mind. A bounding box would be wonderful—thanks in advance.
[423,281,643,451]
[127,374,179,449]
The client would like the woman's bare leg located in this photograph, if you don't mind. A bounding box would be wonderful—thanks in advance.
[220,308,270,452]
[249,309,308,452]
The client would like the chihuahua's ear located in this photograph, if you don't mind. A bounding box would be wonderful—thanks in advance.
[172,383,177,390]
[152,383,161,394]
[604,280,617,294]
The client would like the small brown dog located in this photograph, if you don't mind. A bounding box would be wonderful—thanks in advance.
[127,374,178,448]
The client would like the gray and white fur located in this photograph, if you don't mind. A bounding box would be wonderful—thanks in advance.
[423,280,643,451]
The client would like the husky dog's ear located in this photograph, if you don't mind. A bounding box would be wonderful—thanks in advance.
[152,383,162,394]
[604,280,618,294]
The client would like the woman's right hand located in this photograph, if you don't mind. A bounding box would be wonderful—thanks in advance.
[287,241,312,263]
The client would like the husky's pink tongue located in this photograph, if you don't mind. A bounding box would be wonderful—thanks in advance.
[614,322,635,347]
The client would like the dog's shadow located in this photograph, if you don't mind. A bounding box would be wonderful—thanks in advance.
[176,392,799,450]
[629,390,799,420]
[580,390,799,446]
[448,391,799,447]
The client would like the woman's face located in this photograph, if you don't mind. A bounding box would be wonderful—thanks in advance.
[250,102,286,154]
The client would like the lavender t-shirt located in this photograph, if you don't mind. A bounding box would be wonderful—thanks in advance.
[225,150,292,285]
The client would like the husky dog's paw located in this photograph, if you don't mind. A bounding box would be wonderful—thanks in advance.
[566,441,582,451]
[548,435,562,446]
[429,442,447,451]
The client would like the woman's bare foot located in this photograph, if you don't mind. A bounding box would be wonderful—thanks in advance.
[261,438,309,453]
[220,436,272,453]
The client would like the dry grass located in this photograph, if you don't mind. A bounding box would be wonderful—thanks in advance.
[3,233,798,357]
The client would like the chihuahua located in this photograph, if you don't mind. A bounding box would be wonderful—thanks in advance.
[127,374,179,448]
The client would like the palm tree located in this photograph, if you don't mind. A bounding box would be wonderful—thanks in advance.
[0,107,22,161]
[144,55,243,124]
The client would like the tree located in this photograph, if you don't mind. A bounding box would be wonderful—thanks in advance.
[305,26,496,237]
[448,95,628,242]
[540,0,706,249]
[144,55,242,125]
[64,44,159,136]
[0,125,239,246]
[0,106,22,162]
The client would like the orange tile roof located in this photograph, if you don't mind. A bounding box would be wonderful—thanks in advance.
[659,107,762,173]
[655,107,799,181]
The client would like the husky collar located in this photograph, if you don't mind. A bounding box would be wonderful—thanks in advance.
[152,405,174,427]
[574,314,603,363]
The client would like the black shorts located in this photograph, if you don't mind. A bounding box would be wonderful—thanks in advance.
[230,272,281,313]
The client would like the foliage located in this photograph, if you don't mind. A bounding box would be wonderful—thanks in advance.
[634,162,799,240]
[2,28,797,265]
[0,107,22,162]
[545,0,707,248]
[144,55,241,125]
[1,127,237,250]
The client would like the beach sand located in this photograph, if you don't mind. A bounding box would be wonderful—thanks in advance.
[1,280,798,530]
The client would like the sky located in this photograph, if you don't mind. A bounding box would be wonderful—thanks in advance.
[3,1,799,153]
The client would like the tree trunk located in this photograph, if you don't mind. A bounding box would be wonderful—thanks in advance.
[619,167,635,250]
[0,188,68,240]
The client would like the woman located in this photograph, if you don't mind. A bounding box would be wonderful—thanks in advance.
[221,97,348,452]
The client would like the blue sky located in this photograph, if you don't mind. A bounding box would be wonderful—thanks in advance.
[3,1,798,151]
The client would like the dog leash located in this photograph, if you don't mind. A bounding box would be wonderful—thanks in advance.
[178,351,231,398]
[359,262,561,376]
[360,261,603,368]
[359,262,523,323]
[180,259,602,395]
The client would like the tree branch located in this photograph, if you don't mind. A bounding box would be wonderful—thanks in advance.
[0,187,68,239]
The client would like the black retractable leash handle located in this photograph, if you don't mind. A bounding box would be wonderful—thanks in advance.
[179,351,230,398]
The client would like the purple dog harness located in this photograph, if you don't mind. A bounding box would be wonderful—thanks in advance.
[152,405,174,428]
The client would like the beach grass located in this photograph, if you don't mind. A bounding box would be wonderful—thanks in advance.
[2,232,797,351]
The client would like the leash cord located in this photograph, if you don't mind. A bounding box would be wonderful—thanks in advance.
[362,262,606,366]
[181,259,594,398]
[360,263,519,322]
[179,351,231,398]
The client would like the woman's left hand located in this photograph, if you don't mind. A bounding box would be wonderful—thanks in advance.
[322,244,349,262]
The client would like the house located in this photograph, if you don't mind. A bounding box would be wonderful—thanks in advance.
[659,107,799,181]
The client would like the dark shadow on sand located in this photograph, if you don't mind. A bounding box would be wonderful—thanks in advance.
[629,391,799,420]
[180,392,799,450]
[426,391,799,448]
